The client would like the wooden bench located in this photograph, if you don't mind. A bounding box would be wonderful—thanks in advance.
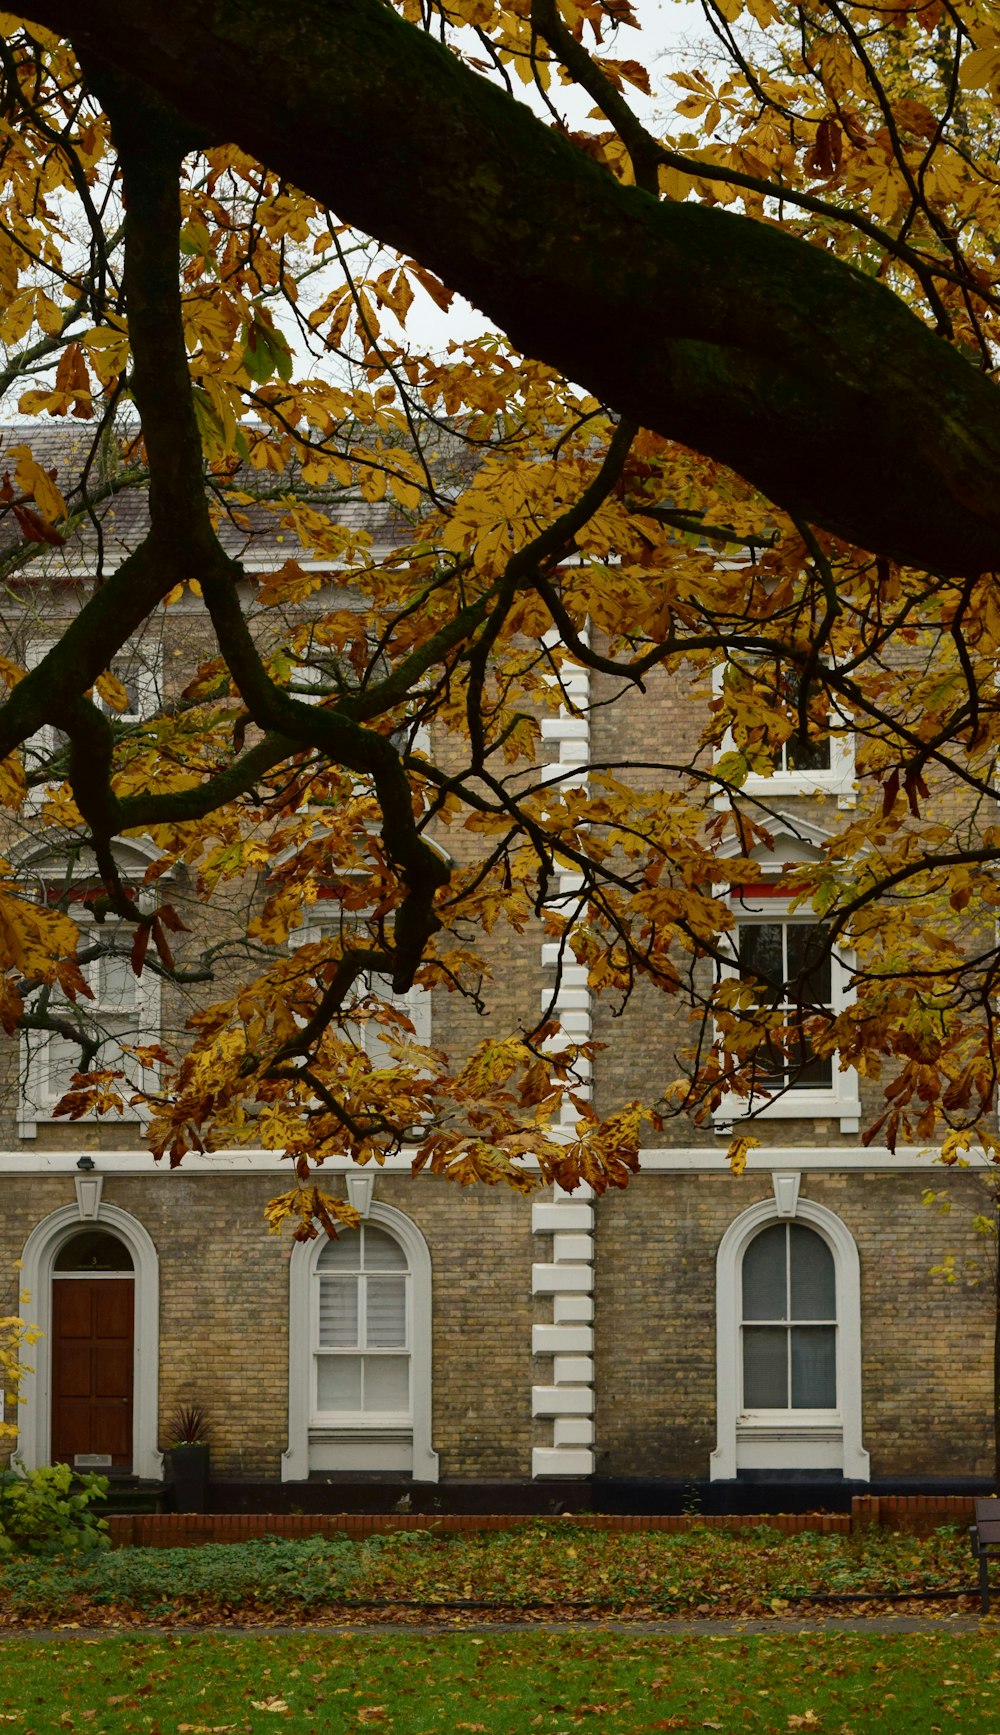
[971,1499,1000,1612]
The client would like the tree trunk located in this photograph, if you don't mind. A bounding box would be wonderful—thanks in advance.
[23,0,1000,574]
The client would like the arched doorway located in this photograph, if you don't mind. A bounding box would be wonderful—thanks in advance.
[18,1203,162,1479]
[51,1229,135,1470]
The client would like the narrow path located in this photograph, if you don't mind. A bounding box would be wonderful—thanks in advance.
[0,1614,992,1639]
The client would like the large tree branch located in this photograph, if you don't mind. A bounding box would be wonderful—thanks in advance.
[17,0,1000,572]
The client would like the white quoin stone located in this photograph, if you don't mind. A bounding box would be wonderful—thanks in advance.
[541,988,590,1012]
[531,1263,592,1295]
[554,1294,594,1323]
[532,1446,594,1477]
[554,1417,595,1447]
[553,1355,594,1385]
[541,717,589,741]
[552,1232,594,1264]
[531,1384,595,1417]
[531,1202,594,1235]
[532,1324,594,1355]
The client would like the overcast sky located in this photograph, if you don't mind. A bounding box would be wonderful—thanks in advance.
[396,0,712,353]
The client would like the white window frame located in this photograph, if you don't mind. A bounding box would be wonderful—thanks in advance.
[19,912,161,1138]
[23,637,163,800]
[283,1200,439,1481]
[290,917,431,1058]
[711,1193,869,1481]
[15,839,163,1139]
[312,1222,413,1428]
[712,661,855,806]
[714,883,860,1133]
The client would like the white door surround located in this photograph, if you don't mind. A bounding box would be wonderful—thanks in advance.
[17,1201,163,1478]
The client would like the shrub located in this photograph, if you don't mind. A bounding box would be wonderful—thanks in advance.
[0,1461,110,1556]
[0,1535,368,1616]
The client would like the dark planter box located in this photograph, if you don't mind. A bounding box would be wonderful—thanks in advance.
[168,1445,210,1513]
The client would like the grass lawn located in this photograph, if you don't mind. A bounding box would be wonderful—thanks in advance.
[0,1629,998,1733]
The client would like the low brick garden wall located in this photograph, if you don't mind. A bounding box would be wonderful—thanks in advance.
[104,1497,975,1548]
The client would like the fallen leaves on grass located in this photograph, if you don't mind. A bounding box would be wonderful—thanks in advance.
[0,1522,976,1629]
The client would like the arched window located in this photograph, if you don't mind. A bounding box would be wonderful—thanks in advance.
[284,1201,438,1482]
[315,1224,410,1419]
[711,1194,869,1482]
[741,1223,836,1412]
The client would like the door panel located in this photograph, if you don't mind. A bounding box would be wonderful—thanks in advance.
[51,1279,134,1469]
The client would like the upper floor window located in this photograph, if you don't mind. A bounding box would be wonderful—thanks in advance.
[737,915,833,1093]
[291,915,431,1061]
[713,658,854,804]
[16,842,162,1139]
[23,637,163,794]
[715,867,860,1132]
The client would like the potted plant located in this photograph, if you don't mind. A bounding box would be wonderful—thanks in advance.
[166,1404,211,1513]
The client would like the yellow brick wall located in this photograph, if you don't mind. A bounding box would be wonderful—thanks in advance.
[0,1169,537,1480]
[593,1169,994,1480]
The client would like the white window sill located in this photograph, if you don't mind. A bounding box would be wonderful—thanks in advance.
[310,1414,413,1431]
[714,1088,860,1135]
[18,1108,149,1140]
[714,776,856,810]
[738,1410,841,1427]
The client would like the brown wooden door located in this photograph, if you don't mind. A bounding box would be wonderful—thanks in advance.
[51,1279,134,1469]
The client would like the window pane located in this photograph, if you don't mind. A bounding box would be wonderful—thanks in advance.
[54,1230,133,1272]
[743,1326,788,1407]
[791,1325,837,1408]
[363,1355,410,1412]
[316,1355,362,1411]
[788,1035,833,1089]
[318,1276,358,1348]
[742,1224,787,1320]
[97,953,136,1013]
[47,1032,79,1094]
[365,1275,406,1347]
[789,1225,836,1319]
[317,1231,361,1271]
[785,733,831,773]
[785,924,832,1007]
[363,1227,407,1271]
[738,924,783,997]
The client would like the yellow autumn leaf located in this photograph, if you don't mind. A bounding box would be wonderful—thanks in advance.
[726,1134,760,1177]
[959,42,1000,92]
[0,753,25,811]
[95,671,130,713]
[10,445,66,523]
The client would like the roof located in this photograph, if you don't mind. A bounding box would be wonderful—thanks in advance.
[0,419,477,577]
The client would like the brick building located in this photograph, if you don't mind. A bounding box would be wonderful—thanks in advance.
[0,431,993,1512]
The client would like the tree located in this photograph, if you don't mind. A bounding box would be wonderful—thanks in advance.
[0,3,996,1229]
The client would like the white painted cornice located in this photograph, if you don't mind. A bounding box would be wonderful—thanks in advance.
[0,1143,983,1177]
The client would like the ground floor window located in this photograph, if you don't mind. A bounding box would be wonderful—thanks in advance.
[741,1221,837,1411]
[315,1223,411,1421]
[711,1192,869,1481]
[284,1199,438,1482]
